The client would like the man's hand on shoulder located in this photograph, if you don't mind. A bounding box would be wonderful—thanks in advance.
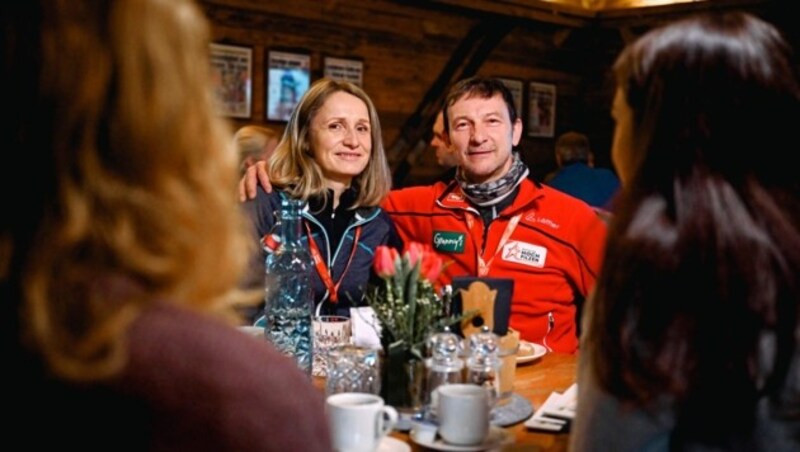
[238,160,271,201]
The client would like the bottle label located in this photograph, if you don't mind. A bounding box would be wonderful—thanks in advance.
[262,233,281,253]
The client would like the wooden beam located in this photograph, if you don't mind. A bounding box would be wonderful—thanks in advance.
[388,17,514,186]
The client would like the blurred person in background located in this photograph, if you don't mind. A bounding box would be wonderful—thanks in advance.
[1,1,331,450]
[430,109,460,182]
[546,130,619,212]
[234,124,280,174]
[571,11,800,452]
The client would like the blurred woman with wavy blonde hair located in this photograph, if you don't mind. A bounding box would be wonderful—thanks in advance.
[2,0,330,449]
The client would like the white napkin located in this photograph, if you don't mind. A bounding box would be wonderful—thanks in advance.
[542,383,577,420]
[524,383,578,432]
[349,307,382,349]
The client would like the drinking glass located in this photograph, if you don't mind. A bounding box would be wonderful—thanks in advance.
[312,315,351,377]
[326,344,381,396]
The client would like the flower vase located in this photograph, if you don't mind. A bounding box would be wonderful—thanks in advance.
[380,344,426,425]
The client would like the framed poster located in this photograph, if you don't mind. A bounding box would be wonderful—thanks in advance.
[497,78,524,122]
[267,51,311,122]
[324,57,364,86]
[528,82,556,137]
[209,43,252,118]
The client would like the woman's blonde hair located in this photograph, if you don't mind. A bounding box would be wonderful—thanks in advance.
[268,78,392,207]
[1,0,255,380]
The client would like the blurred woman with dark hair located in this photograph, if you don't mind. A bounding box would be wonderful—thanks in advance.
[572,11,800,451]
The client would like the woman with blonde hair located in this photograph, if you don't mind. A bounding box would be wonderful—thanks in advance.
[245,78,400,321]
[2,0,330,449]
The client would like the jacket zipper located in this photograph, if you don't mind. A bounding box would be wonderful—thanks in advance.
[542,312,555,352]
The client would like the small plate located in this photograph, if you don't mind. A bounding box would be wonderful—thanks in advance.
[516,341,547,365]
[410,426,513,451]
[377,436,411,452]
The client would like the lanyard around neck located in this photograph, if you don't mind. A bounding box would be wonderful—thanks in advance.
[466,213,522,276]
[305,222,362,304]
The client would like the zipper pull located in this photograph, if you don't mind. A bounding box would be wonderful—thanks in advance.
[543,312,555,352]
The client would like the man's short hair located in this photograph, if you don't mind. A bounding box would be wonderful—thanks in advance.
[442,76,518,135]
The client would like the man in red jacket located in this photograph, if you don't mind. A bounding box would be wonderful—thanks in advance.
[240,76,606,353]
[383,77,606,353]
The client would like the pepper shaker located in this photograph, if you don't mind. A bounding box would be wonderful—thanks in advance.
[465,325,501,405]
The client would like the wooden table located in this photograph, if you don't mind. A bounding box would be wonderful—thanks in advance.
[317,352,577,451]
[499,352,576,451]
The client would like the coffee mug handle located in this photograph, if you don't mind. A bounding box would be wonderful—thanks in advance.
[376,405,399,438]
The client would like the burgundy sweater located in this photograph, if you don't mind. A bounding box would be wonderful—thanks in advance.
[10,301,332,451]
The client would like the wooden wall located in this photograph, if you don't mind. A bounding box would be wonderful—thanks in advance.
[199,0,794,185]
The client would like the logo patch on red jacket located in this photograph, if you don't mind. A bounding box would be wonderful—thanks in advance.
[502,240,546,268]
[524,213,560,229]
[433,231,465,253]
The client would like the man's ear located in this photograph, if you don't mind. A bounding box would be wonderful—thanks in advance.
[511,118,523,146]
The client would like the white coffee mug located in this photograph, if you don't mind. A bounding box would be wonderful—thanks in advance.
[436,383,490,446]
[325,392,398,452]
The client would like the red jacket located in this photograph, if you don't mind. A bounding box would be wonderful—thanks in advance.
[382,179,607,353]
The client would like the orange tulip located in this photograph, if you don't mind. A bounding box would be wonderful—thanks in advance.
[373,245,399,278]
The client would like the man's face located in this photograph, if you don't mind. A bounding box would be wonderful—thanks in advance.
[446,93,522,184]
[431,112,458,168]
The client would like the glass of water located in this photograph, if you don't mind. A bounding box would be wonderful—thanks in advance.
[326,344,381,396]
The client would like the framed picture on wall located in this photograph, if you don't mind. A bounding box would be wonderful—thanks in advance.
[528,82,556,138]
[497,77,524,123]
[209,43,252,118]
[324,57,364,86]
[266,50,311,122]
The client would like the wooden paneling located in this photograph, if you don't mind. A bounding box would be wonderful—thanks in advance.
[199,0,792,185]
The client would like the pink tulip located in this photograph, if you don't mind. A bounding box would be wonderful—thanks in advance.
[373,246,398,278]
[404,242,425,268]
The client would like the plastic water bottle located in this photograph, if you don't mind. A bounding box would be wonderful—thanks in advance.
[264,197,314,376]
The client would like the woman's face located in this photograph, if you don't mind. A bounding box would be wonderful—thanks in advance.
[309,91,372,187]
[611,88,635,186]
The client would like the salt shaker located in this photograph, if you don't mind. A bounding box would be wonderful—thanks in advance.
[424,327,464,418]
[465,325,501,405]
[425,327,464,395]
